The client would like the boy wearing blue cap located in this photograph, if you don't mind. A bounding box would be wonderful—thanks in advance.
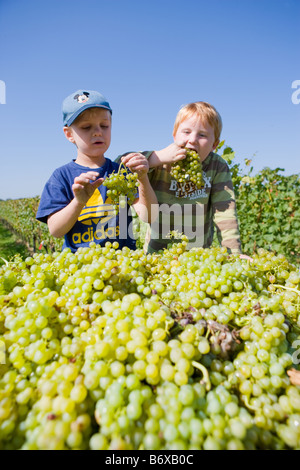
[36,90,157,252]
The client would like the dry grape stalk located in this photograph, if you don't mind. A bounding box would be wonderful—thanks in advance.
[206,319,241,359]
[170,148,204,188]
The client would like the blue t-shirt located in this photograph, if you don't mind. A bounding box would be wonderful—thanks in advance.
[36,158,137,252]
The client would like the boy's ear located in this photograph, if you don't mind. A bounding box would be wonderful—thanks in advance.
[63,126,75,143]
[213,139,219,151]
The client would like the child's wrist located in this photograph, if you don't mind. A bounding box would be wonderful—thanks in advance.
[137,172,149,183]
[73,197,87,210]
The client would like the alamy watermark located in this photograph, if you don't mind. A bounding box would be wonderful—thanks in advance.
[105,202,204,249]
[72,199,205,248]
[292,340,300,365]
[291,80,300,105]
[0,80,6,104]
[0,339,5,364]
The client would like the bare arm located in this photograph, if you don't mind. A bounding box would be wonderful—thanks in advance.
[148,143,187,168]
[121,153,158,223]
[47,171,103,238]
[132,173,158,224]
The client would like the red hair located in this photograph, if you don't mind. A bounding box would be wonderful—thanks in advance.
[173,101,222,144]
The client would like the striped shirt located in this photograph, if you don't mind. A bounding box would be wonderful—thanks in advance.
[144,151,241,254]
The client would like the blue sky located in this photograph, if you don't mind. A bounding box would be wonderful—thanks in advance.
[0,0,299,199]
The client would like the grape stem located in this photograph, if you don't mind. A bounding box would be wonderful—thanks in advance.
[242,395,259,411]
[273,284,300,295]
[192,361,211,391]
[118,162,125,174]
[119,161,134,176]
[0,257,9,266]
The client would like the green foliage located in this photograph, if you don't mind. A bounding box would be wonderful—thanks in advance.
[0,145,299,266]
[0,197,63,254]
[0,221,30,263]
[218,142,300,265]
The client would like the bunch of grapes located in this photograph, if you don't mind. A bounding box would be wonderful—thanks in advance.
[103,164,139,212]
[170,149,204,188]
[0,242,300,450]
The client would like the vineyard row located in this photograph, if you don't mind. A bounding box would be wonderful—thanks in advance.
[0,148,299,265]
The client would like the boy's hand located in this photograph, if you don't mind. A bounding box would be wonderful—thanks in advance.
[72,171,104,205]
[164,143,187,162]
[239,254,253,262]
[287,369,300,386]
[121,153,149,180]
[149,143,187,167]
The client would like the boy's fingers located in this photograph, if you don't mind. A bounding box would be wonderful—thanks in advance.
[174,141,187,149]
[74,176,90,185]
[73,175,103,192]
[125,154,147,166]
[84,171,101,178]
[122,153,143,164]
[72,183,85,192]
[74,172,102,185]
[121,154,133,164]
[77,171,101,183]
[173,150,187,162]
[239,254,253,262]
[178,152,187,158]
[92,177,104,188]
[131,166,147,174]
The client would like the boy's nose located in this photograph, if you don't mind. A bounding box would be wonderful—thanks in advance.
[188,133,197,143]
[93,126,102,135]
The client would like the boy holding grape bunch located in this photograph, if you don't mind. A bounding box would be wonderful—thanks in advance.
[122,101,241,254]
[36,89,157,252]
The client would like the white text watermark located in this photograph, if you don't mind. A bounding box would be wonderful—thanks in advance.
[291,80,300,105]
[0,340,5,364]
[292,339,300,365]
[0,80,6,104]
[107,201,204,248]
[71,200,205,249]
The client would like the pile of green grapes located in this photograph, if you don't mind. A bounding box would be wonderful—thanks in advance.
[103,164,139,213]
[0,240,300,450]
[170,149,204,188]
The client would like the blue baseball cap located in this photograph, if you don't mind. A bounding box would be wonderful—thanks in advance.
[62,89,112,126]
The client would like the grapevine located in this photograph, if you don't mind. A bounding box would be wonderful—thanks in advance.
[1,143,299,263]
[102,163,139,213]
[0,241,300,450]
[170,149,204,188]
[0,197,63,254]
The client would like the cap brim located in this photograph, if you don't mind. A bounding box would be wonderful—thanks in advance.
[65,103,112,126]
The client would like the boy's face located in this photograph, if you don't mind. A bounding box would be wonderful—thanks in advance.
[64,108,112,160]
[173,116,218,162]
